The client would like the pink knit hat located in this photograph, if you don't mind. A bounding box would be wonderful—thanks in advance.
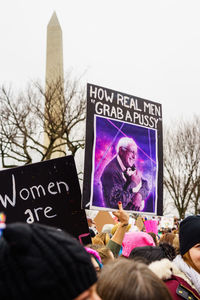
[122,231,155,257]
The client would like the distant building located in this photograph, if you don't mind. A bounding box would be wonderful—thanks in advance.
[44,12,65,158]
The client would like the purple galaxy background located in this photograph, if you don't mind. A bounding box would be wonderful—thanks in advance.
[91,116,157,213]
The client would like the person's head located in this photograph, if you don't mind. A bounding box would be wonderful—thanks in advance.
[85,247,103,274]
[179,215,200,273]
[159,232,180,254]
[97,258,172,300]
[122,231,155,258]
[101,224,114,237]
[87,217,96,228]
[147,232,159,246]
[89,227,96,238]
[96,247,114,265]
[159,232,176,246]
[0,222,100,300]
[116,137,137,168]
[129,243,176,264]
[92,232,110,246]
[86,244,114,265]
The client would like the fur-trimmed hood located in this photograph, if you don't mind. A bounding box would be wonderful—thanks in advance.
[149,258,197,291]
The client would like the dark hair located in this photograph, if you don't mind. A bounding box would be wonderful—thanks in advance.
[97,258,172,300]
[89,228,96,237]
[129,243,176,264]
[159,233,176,245]
[147,232,158,246]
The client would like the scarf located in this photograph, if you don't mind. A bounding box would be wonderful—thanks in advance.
[174,255,200,294]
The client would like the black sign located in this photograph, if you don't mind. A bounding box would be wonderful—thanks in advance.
[82,83,163,216]
[0,156,91,243]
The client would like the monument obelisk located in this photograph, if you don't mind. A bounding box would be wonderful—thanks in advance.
[44,11,65,158]
[46,11,63,83]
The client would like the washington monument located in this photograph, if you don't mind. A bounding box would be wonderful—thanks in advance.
[44,12,65,158]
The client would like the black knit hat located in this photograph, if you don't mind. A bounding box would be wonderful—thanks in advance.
[0,222,97,300]
[179,215,200,256]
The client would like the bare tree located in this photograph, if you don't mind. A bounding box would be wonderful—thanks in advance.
[0,74,86,169]
[163,116,200,219]
[190,167,200,215]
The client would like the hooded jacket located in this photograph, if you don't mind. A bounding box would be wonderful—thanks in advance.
[149,259,200,300]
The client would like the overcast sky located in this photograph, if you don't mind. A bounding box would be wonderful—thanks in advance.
[0,0,200,125]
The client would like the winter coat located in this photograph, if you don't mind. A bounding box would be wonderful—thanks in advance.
[149,259,200,300]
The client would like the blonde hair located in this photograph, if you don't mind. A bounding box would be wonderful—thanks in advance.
[172,234,180,255]
[183,251,200,274]
[86,244,114,265]
[92,232,110,246]
[111,223,131,236]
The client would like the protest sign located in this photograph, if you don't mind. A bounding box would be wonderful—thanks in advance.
[0,156,91,243]
[94,211,116,232]
[144,219,158,235]
[159,216,174,229]
[83,83,163,215]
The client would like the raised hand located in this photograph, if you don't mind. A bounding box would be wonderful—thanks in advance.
[112,201,129,225]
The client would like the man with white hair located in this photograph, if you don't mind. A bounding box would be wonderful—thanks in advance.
[101,137,149,211]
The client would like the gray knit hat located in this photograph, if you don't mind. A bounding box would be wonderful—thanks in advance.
[0,222,97,300]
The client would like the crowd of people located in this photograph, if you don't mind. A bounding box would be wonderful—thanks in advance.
[0,203,199,299]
